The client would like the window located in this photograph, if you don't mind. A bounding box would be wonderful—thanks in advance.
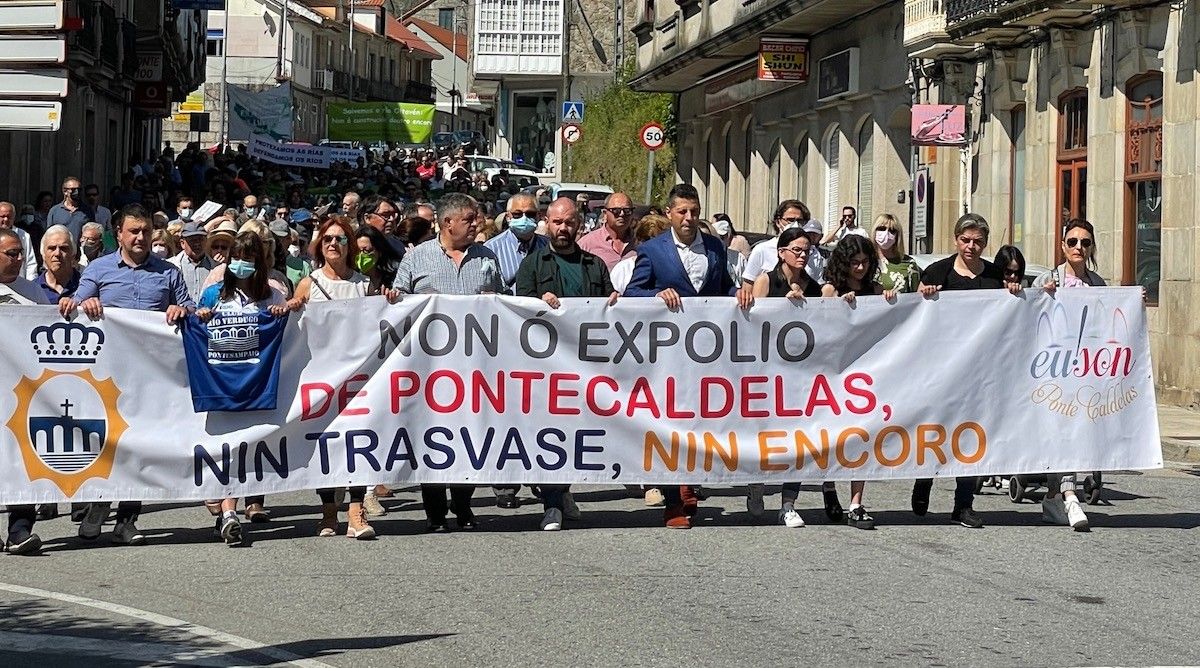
[1056,89,1088,256]
[439,7,454,29]
[1124,72,1163,303]
[825,126,840,227]
[511,92,558,173]
[1010,106,1026,247]
[857,120,874,225]
[475,0,563,74]
[206,37,223,57]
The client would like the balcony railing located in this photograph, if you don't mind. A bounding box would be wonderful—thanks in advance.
[366,79,406,102]
[313,69,334,92]
[98,3,120,71]
[404,80,435,104]
[945,0,1006,25]
[904,0,948,47]
[120,20,138,78]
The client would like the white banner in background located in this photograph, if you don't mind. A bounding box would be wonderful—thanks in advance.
[227,83,293,141]
[0,290,1162,503]
[248,135,366,169]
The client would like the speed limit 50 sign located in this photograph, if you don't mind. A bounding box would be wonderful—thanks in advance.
[639,122,665,151]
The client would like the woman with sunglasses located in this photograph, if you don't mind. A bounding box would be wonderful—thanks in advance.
[872,213,920,293]
[819,234,894,530]
[743,227,824,527]
[196,232,292,545]
[1032,219,1102,531]
[292,217,376,540]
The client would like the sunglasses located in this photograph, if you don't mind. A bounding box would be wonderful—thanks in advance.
[779,216,805,224]
[875,226,897,233]
[1065,237,1093,248]
[516,210,538,218]
[322,234,349,245]
[606,207,634,216]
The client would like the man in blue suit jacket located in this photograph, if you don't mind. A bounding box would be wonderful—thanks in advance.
[625,184,742,306]
[623,184,752,530]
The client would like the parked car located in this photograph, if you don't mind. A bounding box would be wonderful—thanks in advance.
[454,130,489,154]
[521,182,615,208]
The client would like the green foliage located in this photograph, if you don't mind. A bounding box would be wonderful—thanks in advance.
[564,76,676,206]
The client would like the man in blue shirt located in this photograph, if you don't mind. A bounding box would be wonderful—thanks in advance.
[47,176,91,242]
[60,203,195,546]
[484,193,547,295]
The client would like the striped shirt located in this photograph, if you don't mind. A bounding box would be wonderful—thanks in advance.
[392,238,503,296]
[484,229,548,293]
[169,250,216,302]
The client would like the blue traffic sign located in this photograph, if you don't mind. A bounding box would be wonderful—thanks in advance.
[562,101,584,122]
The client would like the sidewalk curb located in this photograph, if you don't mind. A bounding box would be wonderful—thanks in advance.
[1162,438,1200,464]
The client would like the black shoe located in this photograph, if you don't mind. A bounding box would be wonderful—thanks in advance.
[35,504,57,521]
[5,528,41,555]
[496,494,519,509]
[951,507,984,529]
[455,514,477,530]
[846,506,875,530]
[912,480,932,516]
[823,487,844,523]
[426,523,451,534]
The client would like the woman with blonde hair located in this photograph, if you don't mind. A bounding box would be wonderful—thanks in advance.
[151,228,179,259]
[872,213,920,293]
[475,213,502,243]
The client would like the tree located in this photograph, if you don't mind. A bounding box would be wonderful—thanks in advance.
[565,70,676,206]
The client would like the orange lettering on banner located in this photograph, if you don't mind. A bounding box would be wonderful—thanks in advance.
[874,426,911,468]
[952,422,987,463]
[794,430,831,470]
[685,431,699,472]
[835,427,870,468]
[916,424,948,465]
[644,431,680,472]
[757,431,789,471]
[703,432,739,472]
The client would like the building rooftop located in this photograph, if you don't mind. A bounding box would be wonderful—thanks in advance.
[406,17,468,61]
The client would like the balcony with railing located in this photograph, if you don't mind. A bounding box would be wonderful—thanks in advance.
[68,0,99,65]
[98,3,120,71]
[944,0,1102,44]
[403,80,435,104]
[904,0,974,57]
[120,19,137,79]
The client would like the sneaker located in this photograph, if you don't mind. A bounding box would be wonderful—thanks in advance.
[1065,497,1090,532]
[951,507,984,529]
[562,492,582,521]
[846,505,875,530]
[644,488,665,507]
[496,493,520,509]
[112,520,145,546]
[822,486,844,523]
[780,509,805,528]
[346,505,377,540]
[5,528,41,555]
[78,502,109,540]
[911,480,932,516]
[541,507,563,531]
[244,503,269,523]
[746,484,765,518]
[363,490,388,517]
[1042,496,1068,525]
[219,514,243,545]
[664,504,690,529]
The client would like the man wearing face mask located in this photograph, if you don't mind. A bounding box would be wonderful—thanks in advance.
[0,201,38,279]
[269,218,311,289]
[740,199,812,286]
[48,177,90,241]
[77,222,107,267]
[484,193,548,295]
[170,221,216,301]
[236,195,261,224]
[170,196,196,227]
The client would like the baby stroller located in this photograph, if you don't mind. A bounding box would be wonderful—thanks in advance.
[1000,472,1105,505]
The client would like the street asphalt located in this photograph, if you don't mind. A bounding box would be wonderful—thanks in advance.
[2,465,1198,667]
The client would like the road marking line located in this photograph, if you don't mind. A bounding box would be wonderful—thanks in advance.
[0,582,336,668]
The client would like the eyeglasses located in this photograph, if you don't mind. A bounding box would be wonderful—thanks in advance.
[373,210,399,219]
[322,234,349,246]
[783,247,810,256]
[517,210,538,218]
[779,216,805,224]
[2,248,24,258]
[842,213,856,219]
[606,207,634,216]
[1065,237,1093,249]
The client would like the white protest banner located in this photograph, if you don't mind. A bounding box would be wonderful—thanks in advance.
[0,290,1161,503]
[248,135,330,169]
[190,200,224,224]
[328,146,366,164]
[227,83,293,141]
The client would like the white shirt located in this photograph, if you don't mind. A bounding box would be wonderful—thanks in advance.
[610,256,635,294]
[12,227,37,280]
[671,228,708,293]
[742,235,826,284]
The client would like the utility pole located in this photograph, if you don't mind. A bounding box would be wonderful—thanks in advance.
[276,0,289,81]
[218,6,231,148]
[614,0,624,81]
[348,0,355,100]
[450,2,457,132]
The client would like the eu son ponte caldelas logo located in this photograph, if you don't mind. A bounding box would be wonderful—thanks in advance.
[7,321,128,495]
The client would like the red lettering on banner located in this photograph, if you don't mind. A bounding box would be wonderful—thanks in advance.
[700,377,734,418]
[339,374,371,416]
[472,370,505,413]
[805,374,841,416]
[549,373,581,415]
[510,371,546,414]
[585,376,621,416]
[427,370,465,413]
[843,373,877,414]
[774,376,803,417]
[389,371,419,413]
[300,382,335,420]
[740,376,770,418]
[665,377,696,418]
[626,377,661,418]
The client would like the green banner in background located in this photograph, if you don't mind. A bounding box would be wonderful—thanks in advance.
[326,102,435,143]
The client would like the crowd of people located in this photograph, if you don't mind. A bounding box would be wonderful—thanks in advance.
[0,145,1108,555]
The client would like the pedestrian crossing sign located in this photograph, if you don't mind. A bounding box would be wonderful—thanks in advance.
[562,101,584,122]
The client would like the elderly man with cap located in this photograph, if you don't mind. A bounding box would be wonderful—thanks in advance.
[169,220,216,301]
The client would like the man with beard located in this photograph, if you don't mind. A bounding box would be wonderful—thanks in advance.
[513,198,618,530]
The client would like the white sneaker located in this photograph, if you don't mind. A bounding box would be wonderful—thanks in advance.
[112,520,145,546]
[780,509,805,528]
[219,514,243,545]
[78,502,110,540]
[1042,496,1068,525]
[562,491,581,520]
[540,507,562,531]
[363,490,388,517]
[1065,497,1090,531]
[747,484,765,518]
[644,488,665,507]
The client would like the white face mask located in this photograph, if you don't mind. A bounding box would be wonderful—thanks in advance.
[152,244,169,258]
[179,208,193,220]
[287,244,300,258]
[875,229,897,251]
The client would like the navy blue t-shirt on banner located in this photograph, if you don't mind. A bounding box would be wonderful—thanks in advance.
[181,310,288,412]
